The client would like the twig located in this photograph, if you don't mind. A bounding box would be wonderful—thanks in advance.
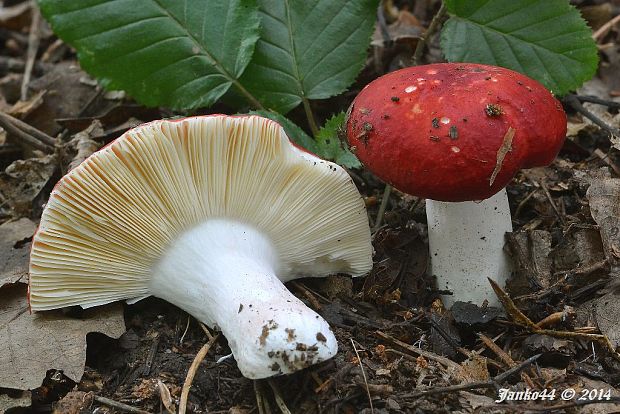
[93,396,152,414]
[593,13,620,41]
[0,111,56,146]
[489,278,620,361]
[401,354,541,399]
[594,148,620,176]
[267,380,292,414]
[199,322,215,340]
[412,1,447,65]
[157,380,176,414]
[21,5,41,101]
[291,281,322,310]
[565,94,620,138]
[179,315,191,344]
[254,380,272,414]
[178,333,220,414]
[0,56,49,75]
[478,333,537,389]
[376,2,392,46]
[0,112,53,152]
[351,338,374,414]
[142,333,160,376]
[428,317,472,358]
[375,330,462,372]
[539,179,565,225]
[575,95,620,110]
[373,184,392,231]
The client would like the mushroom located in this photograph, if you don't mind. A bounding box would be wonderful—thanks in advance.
[29,115,373,378]
[346,63,566,307]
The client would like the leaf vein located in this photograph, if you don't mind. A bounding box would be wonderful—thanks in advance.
[78,15,168,42]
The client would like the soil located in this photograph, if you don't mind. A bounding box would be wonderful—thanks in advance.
[2,1,620,413]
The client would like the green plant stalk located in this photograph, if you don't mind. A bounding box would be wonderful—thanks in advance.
[412,1,447,65]
[234,81,265,110]
[303,98,320,136]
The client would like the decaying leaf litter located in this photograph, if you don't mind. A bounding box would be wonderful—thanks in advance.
[1,0,620,413]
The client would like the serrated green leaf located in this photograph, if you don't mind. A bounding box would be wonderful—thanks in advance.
[240,0,379,113]
[441,0,598,95]
[316,112,361,168]
[38,0,261,109]
[249,110,318,154]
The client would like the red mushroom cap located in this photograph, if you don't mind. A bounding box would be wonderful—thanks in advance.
[345,63,567,202]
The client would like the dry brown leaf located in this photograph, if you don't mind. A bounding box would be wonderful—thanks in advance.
[572,377,620,414]
[458,355,489,383]
[0,154,56,217]
[595,292,620,348]
[0,218,36,287]
[52,390,94,414]
[0,284,125,390]
[8,89,46,119]
[0,390,31,412]
[24,62,100,137]
[587,177,620,268]
[371,10,423,47]
[68,120,103,171]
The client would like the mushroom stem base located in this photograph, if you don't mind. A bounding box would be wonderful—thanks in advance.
[426,189,513,308]
[149,219,337,379]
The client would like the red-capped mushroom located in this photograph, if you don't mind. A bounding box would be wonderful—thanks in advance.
[346,63,567,307]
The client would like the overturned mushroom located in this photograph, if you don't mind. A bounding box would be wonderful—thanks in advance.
[29,115,373,378]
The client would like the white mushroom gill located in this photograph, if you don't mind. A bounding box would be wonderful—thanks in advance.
[29,115,373,378]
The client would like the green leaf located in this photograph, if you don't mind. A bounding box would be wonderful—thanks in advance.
[249,110,318,154]
[240,0,379,113]
[316,112,361,168]
[440,0,598,95]
[37,0,261,109]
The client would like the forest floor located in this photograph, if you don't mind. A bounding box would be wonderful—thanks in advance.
[2,1,620,413]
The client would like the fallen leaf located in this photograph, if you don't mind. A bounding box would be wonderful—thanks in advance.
[24,62,100,137]
[505,230,552,295]
[587,177,620,268]
[571,377,620,414]
[68,120,103,171]
[8,89,46,119]
[52,390,93,414]
[0,154,56,217]
[0,389,31,412]
[595,292,620,348]
[0,284,125,390]
[458,355,489,383]
[371,10,422,47]
[0,217,36,287]
[457,391,495,412]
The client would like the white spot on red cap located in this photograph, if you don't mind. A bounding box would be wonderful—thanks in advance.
[427,69,438,75]
[451,146,460,153]
[405,86,417,93]
[440,117,450,124]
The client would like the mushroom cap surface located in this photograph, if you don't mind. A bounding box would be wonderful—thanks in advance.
[346,63,567,201]
[29,115,372,310]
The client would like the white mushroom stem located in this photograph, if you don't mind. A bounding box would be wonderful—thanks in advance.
[426,188,513,308]
[149,219,337,379]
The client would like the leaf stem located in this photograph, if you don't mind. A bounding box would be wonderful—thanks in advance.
[233,80,265,110]
[302,98,320,136]
[412,1,447,65]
